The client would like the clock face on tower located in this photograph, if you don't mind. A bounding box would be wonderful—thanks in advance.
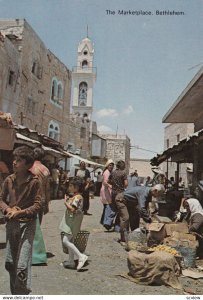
[79,82,87,106]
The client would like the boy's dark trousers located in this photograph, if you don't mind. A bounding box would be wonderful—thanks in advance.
[82,190,90,213]
[126,201,140,231]
[5,219,36,295]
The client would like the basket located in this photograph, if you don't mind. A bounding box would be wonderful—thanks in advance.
[61,230,90,254]
[74,230,90,253]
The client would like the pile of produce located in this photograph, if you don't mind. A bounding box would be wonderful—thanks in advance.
[148,244,181,256]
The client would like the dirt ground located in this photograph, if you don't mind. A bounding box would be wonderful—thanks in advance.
[0,196,203,296]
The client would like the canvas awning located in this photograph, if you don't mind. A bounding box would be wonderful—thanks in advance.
[15,132,40,146]
[42,145,66,158]
[64,151,104,167]
[14,130,104,166]
[15,133,66,158]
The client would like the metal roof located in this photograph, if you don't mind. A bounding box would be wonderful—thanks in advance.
[151,129,203,166]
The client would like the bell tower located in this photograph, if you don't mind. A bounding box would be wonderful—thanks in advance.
[72,36,96,120]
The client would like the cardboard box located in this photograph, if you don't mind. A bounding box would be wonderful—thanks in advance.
[154,215,172,223]
[165,222,189,236]
[171,231,196,241]
[164,236,198,249]
[148,222,166,244]
[148,222,165,232]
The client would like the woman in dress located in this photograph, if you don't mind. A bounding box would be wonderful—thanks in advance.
[100,159,115,230]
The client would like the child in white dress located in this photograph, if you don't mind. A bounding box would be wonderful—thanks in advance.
[59,177,88,271]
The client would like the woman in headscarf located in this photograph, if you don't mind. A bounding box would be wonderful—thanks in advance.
[183,198,203,258]
[100,159,115,230]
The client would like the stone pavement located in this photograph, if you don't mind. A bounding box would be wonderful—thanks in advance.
[0,197,203,295]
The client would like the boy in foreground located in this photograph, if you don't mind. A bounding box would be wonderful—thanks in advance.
[0,146,42,295]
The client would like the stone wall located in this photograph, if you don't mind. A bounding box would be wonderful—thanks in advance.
[130,158,153,178]
[99,133,131,173]
[0,19,91,157]
[164,123,194,150]
[0,32,21,116]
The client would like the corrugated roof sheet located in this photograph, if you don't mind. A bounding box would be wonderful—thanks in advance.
[151,129,203,166]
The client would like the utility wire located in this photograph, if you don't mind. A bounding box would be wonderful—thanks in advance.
[130,145,158,154]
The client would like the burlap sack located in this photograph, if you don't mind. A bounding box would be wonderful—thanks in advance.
[126,241,148,252]
[127,250,182,289]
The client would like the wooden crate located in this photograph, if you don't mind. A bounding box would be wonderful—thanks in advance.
[165,222,189,236]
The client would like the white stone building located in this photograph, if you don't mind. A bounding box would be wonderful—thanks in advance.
[72,37,96,121]
[129,158,153,179]
[98,133,131,173]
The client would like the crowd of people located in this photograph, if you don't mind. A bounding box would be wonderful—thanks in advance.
[50,165,70,200]
[99,159,165,244]
[0,146,94,294]
[0,146,203,295]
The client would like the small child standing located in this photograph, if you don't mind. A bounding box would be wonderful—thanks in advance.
[59,177,88,271]
[0,146,42,295]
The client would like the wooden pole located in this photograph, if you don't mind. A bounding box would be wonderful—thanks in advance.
[176,162,180,190]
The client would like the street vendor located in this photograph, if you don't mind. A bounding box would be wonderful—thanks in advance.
[115,184,165,243]
[183,198,203,259]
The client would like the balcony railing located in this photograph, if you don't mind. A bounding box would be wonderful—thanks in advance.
[72,66,97,75]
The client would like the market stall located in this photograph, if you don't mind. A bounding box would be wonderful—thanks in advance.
[124,215,203,290]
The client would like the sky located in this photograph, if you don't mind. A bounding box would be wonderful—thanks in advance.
[0,0,203,159]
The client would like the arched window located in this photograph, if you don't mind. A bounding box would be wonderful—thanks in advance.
[51,79,58,100]
[57,82,63,100]
[54,126,59,141]
[50,78,63,107]
[48,123,54,139]
[82,60,88,68]
[48,121,60,142]
[78,82,88,106]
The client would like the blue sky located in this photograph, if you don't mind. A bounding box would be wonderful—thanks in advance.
[0,0,203,158]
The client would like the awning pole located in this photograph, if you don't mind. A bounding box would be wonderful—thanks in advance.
[193,142,199,189]
[65,157,67,170]
[166,159,169,189]
[176,162,180,190]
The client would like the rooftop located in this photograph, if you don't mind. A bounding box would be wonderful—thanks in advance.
[163,67,203,123]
